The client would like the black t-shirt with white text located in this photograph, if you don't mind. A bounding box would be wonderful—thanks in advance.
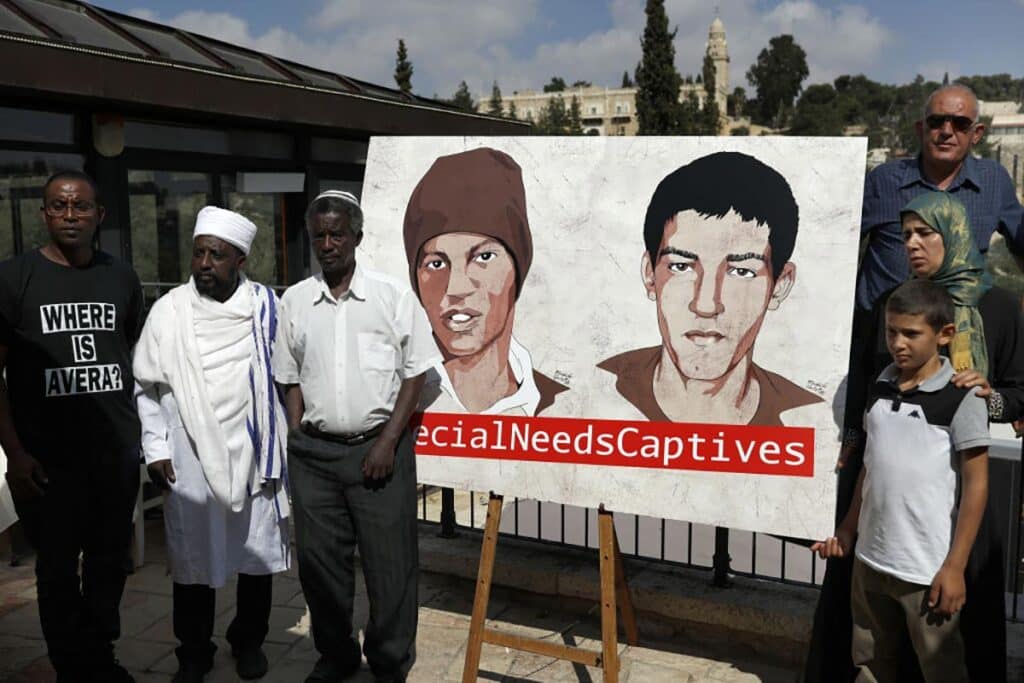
[0,249,143,458]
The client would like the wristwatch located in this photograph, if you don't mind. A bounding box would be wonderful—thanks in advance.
[987,391,1004,421]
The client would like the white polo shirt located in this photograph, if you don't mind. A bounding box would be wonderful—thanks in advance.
[273,263,441,434]
[856,358,990,585]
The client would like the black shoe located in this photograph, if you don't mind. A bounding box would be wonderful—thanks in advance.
[232,646,269,680]
[171,661,212,683]
[90,659,135,682]
[305,654,360,682]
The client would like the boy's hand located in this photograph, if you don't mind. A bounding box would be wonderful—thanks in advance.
[811,526,855,559]
[928,565,966,617]
[951,370,992,398]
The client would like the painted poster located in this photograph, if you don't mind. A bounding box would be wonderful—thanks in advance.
[359,136,865,540]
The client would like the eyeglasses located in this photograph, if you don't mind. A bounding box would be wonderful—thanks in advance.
[924,114,975,133]
[43,200,98,217]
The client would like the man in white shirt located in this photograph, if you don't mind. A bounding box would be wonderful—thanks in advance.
[274,190,439,683]
[133,207,290,683]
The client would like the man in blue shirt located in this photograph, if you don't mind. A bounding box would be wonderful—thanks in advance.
[857,84,1024,311]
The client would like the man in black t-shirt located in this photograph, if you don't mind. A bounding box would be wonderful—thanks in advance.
[0,170,142,683]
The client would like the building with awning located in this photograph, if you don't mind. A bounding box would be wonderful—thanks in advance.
[0,0,527,290]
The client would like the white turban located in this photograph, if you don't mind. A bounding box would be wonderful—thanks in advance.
[193,206,257,256]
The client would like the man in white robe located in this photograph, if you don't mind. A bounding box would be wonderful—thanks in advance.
[133,207,289,683]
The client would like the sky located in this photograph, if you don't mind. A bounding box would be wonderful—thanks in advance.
[89,0,1024,99]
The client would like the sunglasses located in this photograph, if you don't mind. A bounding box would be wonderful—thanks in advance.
[924,114,975,133]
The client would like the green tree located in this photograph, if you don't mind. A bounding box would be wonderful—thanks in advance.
[954,73,1024,101]
[731,126,750,136]
[621,70,633,88]
[571,80,592,89]
[789,83,844,136]
[394,39,413,94]
[746,34,809,126]
[700,53,721,134]
[702,53,716,97]
[450,81,477,113]
[568,95,584,134]
[487,81,503,116]
[543,77,567,93]
[942,71,949,86]
[728,86,746,117]
[535,96,568,134]
[507,100,518,120]
[677,92,702,134]
[634,0,683,134]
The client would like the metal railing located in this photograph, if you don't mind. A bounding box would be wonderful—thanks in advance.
[417,436,1024,623]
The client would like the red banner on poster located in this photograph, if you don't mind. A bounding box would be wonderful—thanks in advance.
[413,412,814,477]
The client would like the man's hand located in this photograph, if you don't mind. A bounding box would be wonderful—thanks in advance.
[811,526,855,559]
[147,459,176,490]
[951,370,992,398]
[362,437,396,480]
[4,451,47,500]
[928,564,966,617]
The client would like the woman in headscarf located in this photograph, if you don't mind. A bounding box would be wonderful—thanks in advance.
[805,191,1024,683]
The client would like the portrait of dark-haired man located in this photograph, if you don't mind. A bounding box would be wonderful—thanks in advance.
[598,151,822,426]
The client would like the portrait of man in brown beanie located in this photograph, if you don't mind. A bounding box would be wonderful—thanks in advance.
[403,147,567,416]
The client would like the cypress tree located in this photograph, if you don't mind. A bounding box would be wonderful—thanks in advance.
[487,81,503,116]
[450,81,477,113]
[634,0,682,134]
[394,39,413,94]
[568,95,584,134]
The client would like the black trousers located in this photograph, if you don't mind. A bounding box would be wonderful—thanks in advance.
[172,573,273,667]
[288,428,418,679]
[12,448,139,677]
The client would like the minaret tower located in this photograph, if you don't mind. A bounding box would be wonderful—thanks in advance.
[706,12,729,114]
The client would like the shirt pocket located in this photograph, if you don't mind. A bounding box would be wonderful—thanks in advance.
[358,333,397,399]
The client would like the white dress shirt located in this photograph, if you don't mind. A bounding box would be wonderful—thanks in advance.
[273,263,441,434]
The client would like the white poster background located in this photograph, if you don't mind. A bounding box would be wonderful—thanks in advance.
[359,136,865,540]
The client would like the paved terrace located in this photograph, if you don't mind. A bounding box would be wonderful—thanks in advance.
[1,506,1021,682]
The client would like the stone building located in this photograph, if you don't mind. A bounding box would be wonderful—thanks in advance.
[499,15,729,136]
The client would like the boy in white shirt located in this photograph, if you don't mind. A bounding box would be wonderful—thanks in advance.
[814,279,989,682]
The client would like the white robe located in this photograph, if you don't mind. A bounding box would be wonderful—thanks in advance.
[135,281,289,587]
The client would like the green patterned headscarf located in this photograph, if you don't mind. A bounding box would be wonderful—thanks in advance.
[900,192,991,377]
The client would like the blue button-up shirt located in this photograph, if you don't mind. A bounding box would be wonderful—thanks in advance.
[856,154,1024,310]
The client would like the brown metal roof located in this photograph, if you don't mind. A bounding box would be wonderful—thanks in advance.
[0,0,526,134]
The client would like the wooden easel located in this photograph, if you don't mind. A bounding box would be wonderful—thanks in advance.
[461,494,639,683]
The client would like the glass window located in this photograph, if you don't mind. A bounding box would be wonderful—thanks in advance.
[317,180,362,198]
[206,45,285,80]
[125,121,294,159]
[223,183,280,287]
[0,150,85,261]
[0,106,75,145]
[311,138,368,164]
[112,20,221,68]
[29,0,144,54]
[128,170,212,287]
[289,65,348,90]
[0,4,44,36]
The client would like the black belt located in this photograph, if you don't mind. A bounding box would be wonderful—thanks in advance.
[301,422,386,446]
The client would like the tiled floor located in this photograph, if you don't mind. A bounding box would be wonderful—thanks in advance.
[0,518,798,682]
